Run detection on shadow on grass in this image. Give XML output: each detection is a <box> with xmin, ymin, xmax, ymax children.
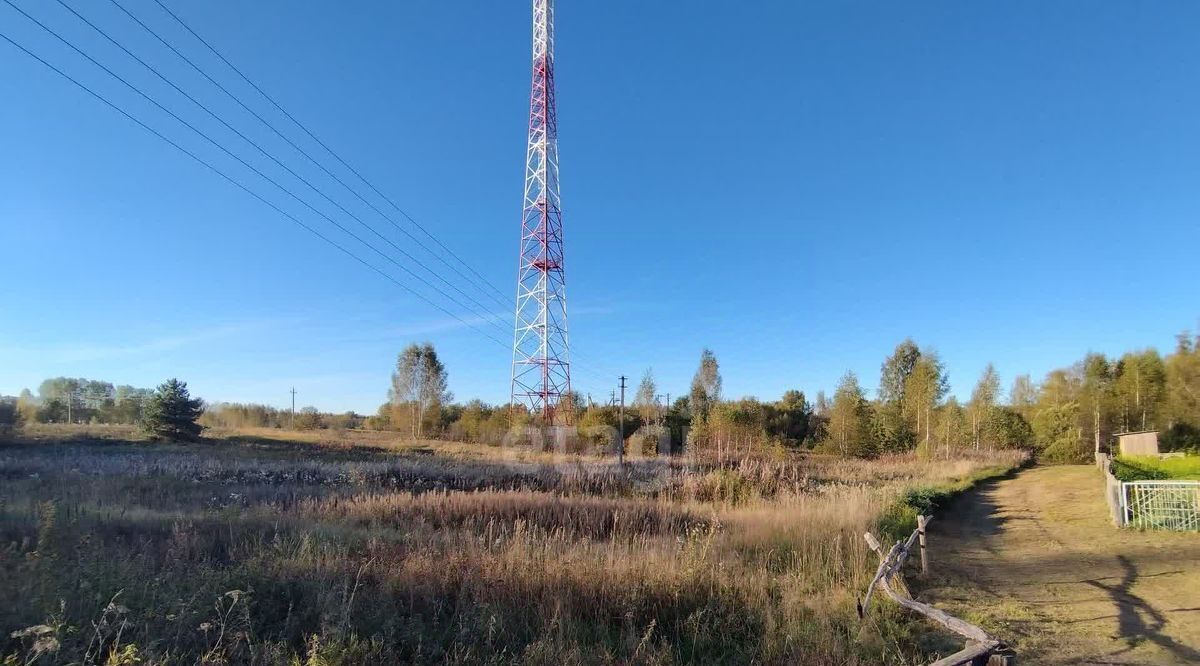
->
<box><xmin>924</xmin><ymin>473</ymin><xmax>1017</xmax><ymax>541</ymax></box>
<box><xmin>1083</xmin><ymin>555</ymin><xmax>1200</xmax><ymax>663</ymax></box>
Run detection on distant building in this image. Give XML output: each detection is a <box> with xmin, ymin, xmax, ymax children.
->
<box><xmin>1116</xmin><ymin>430</ymin><xmax>1159</xmax><ymax>456</ymax></box>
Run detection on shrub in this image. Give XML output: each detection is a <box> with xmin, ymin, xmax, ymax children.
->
<box><xmin>295</xmin><ymin>407</ymin><xmax>324</xmax><ymax>431</ymax></box>
<box><xmin>1113</xmin><ymin>455</ymin><xmax>1200</xmax><ymax>481</ymax></box>
<box><xmin>1111</xmin><ymin>457</ymin><xmax>1168</xmax><ymax>482</ymax></box>
<box><xmin>1040</xmin><ymin>435</ymin><xmax>1088</xmax><ymax>464</ymax></box>
<box><xmin>0</xmin><ymin>397</ymin><xmax>21</xmax><ymax>438</ymax></box>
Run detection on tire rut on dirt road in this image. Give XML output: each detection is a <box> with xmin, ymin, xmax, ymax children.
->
<box><xmin>916</xmin><ymin>465</ymin><xmax>1200</xmax><ymax>665</ymax></box>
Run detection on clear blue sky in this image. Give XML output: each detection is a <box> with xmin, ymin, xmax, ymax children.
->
<box><xmin>2</xmin><ymin>0</ymin><xmax>1198</xmax><ymax>413</ymax></box>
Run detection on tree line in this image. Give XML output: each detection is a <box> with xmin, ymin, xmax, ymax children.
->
<box><xmin>4</xmin><ymin>331</ymin><xmax>1197</xmax><ymax>458</ymax></box>
<box><xmin>0</xmin><ymin>376</ymin><xmax>364</xmax><ymax>433</ymax></box>
<box><xmin>0</xmin><ymin>378</ymin><xmax>155</xmax><ymax>426</ymax></box>
<box><xmin>813</xmin><ymin>332</ymin><xmax>1200</xmax><ymax>460</ymax></box>
<box><xmin>381</xmin><ymin>330</ymin><xmax>1200</xmax><ymax>461</ymax></box>
<box><xmin>0</xmin><ymin>378</ymin><xmax>203</xmax><ymax>442</ymax></box>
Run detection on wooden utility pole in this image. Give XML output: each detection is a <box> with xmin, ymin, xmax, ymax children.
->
<box><xmin>618</xmin><ymin>375</ymin><xmax>627</xmax><ymax>465</ymax></box>
<box><xmin>290</xmin><ymin>387</ymin><xmax>297</xmax><ymax>430</ymax></box>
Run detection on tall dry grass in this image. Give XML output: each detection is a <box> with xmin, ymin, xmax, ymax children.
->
<box><xmin>0</xmin><ymin>430</ymin><xmax>1024</xmax><ymax>664</ymax></box>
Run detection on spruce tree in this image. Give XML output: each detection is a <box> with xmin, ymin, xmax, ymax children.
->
<box><xmin>141</xmin><ymin>378</ymin><xmax>204</xmax><ymax>441</ymax></box>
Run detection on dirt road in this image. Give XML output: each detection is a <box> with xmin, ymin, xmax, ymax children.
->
<box><xmin>919</xmin><ymin>465</ymin><xmax>1200</xmax><ymax>665</ymax></box>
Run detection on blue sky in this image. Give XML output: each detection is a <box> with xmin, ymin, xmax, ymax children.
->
<box><xmin>1</xmin><ymin>0</ymin><xmax>1198</xmax><ymax>413</ymax></box>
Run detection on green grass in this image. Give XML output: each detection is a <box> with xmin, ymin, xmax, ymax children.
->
<box><xmin>876</xmin><ymin>461</ymin><xmax>1026</xmax><ymax>541</ymax></box>
<box><xmin>1112</xmin><ymin>455</ymin><xmax>1200</xmax><ymax>482</ymax></box>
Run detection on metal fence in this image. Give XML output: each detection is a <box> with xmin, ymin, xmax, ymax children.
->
<box><xmin>1122</xmin><ymin>480</ymin><xmax>1200</xmax><ymax>531</ymax></box>
<box><xmin>1096</xmin><ymin>453</ymin><xmax>1200</xmax><ymax>531</ymax></box>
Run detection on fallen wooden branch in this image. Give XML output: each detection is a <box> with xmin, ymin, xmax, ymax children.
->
<box><xmin>860</xmin><ymin>517</ymin><xmax>1014</xmax><ymax>665</ymax></box>
<box><xmin>928</xmin><ymin>641</ymin><xmax>1001</xmax><ymax>666</ymax></box>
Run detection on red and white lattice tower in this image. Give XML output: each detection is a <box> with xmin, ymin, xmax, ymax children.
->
<box><xmin>511</xmin><ymin>0</ymin><xmax>570</xmax><ymax>420</ymax></box>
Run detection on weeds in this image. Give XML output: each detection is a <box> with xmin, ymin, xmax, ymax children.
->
<box><xmin>0</xmin><ymin>430</ymin><xmax>1023</xmax><ymax>664</ymax></box>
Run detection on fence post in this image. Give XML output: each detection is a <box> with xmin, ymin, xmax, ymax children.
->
<box><xmin>917</xmin><ymin>515</ymin><xmax>929</xmax><ymax>575</ymax></box>
<box><xmin>1121</xmin><ymin>482</ymin><xmax>1130</xmax><ymax>527</ymax></box>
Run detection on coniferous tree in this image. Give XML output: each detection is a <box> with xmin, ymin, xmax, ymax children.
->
<box><xmin>141</xmin><ymin>378</ymin><xmax>204</xmax><ymax>441</ymax></box>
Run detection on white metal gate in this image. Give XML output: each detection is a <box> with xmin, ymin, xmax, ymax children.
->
<box><xmin>1121</xmin><ymin>480</ymin><xmax>1200</xmax><ymax>531</ymax></box>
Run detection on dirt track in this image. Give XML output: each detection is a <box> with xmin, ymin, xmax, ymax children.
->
<box><xmin>919</xmin><ymin>465</ymin><xmax>1200</xmax><ymax>665</ymax></box>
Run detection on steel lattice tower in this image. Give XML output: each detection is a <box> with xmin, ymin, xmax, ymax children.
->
<box><xmin>511</xmin><ymin>0</ymin><xmax>570</xmax><ymax>420</ymax></box>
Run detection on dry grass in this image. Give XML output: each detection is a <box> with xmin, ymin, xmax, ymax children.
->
<box><xmin>0</xmin><ymin>427</ymin><xmax>1025</xmax><ymax>664</ymax></box>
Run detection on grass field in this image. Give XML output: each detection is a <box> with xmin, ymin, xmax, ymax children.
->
<box><xmin>0</xmin><ymin>426</ymin><xmax>1024</xmax><ymax>664</ymax></box>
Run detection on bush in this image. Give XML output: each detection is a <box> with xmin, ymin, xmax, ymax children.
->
<box><xmin>980</xmin><ymin>407</ymin><xmax>1034</xmax><ymax>449</ymax></box>
<box><xmin>693</xmin><ymin>469</ymin><xmax>755</xmax><ymax>505</ymax></box>
<box><xmin>1111</xmin><ymin>457</ymin><xmax>1168</xmax><ymax>482</ymax></box>
<box><xmin>0</xmin><ymin>397</ymin><xmax>21</xmax><ymax>438</ymax></box>
<box><xmin>1039</xmin><ymin>435</ymin><xmax>1088</xmax><ymax>464</ymax></box>
<box><xmin>1113</xmin><ymin>455</ymin><xmax>1200</xmax><ymax>481</ymax></box>
<box><xmin>295</xmin><ymin>407</ymin><xmax>324</xmax><ymax>431</ymax></box>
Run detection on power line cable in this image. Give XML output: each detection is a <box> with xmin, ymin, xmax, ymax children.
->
<box><xmin>54</xmin><ymin>0</ymin><xmax>509</xmax><ymax>330</ymax></box>
<box><xmin>141</xmin><ymin>0</ymin><xmax>513</xmax><ymax>309</ymax></box>
<box><xmin>5</xmin><ymin>3</ymin><xmax>615</xmax><ymax>390</ymax></box>
<box><xmin>111</xmin><ymin>0</ymin><xmax>510</xmax><ymax>313</ymax></box>
<box><xmin>0</xmin><ymin>26</ymin><xmax>511</xmax><ymax>350</ymax></box>
<box><xmin>136</xmin><ymin>0</ymin><xmax>628</xmax><ymax>386</ymax></box>
<box><xmin>4</xmin><ymin>0</ymin><xmax>510</xmax><ymax>340</ymax></box>
<box><xmin>136</xmin><ymin>1</ymin><xmax>630</xmax><ymax>386</ymax></box>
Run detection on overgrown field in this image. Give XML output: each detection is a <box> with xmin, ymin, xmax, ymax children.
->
<box><xmin>0</xmin><ymin>426</ymin><xmax>1025</xmax><ymax>664</ymax></box>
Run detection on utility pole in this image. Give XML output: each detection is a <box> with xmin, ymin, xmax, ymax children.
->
<box><xmin>290</xmin><ymin>387</ymin><xmax>297</xmax><ymax>430</ymax></box>
<box><xmin>655</xmin><ymin>393</ymin><xmax>671</xmax><ymax>425</ymax></box>
<box><xmin>618</xmin><ymin>375</ymin><xmax>627</xmax><ymax>465</ymax></box>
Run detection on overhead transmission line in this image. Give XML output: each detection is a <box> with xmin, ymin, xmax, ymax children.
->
<box><xmin>3</xmin><ymin>1</ymin><xmax>621</xmax><ymax>387</ymax></box>
<box><xmin>125</xmin><ymin>0</ymin><xmax>625</xmax><ymax>386</ymax></box>
<box><xmin>3</xmin><ymin>0</ymin><xmax>511</xmax><ymax>341</ymax></box>
<box><xmin>136</xmin><ymin>0</ymin><xmax>512</xmax><ymax>311</ymax></box>
<box><xmin>0</xmin><ymin>28</ymin><xmax>511</xmax><ymax>350</ymax></box>
<box><xmin>50</xmin><ymin>0</ymin><xmax>508</xmax><ymax>330</ymax></box>
<box><xmin>115</xmin><ymin>0</ymin><xmax>626</xmax><ymax>386</ymax></box>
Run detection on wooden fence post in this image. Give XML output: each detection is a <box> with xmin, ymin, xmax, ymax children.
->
<box><xmin>918</xmin><ymin>515</ymin><xmax>929</xmax><ymax>576</ymax></box>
